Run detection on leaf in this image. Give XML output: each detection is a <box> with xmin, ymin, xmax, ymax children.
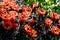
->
<box><xmin>45</xmin><ymin>0</ymin><xmax>49</xmax><ymax>2</ymax></box>
<box><xmin>47</xmin><ymin>13</ymin><xmax>50</xmax><ymax>17</ymax></box>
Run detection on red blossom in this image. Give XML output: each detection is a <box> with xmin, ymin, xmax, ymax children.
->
<box><xmin>51</xmin><ymin>26</ymin><xmax>60</xmax><ymax>35</ymax></box>
<box><xmin>45</xmin><ymin>18</ymin><xmax>53</xmax><ymax>27</ymax></box>
<box><xmin>50</xmin><ymin>12</ymin><xmax>59</xmax><ymax>20</ymax></box>
<box><xmin>38</xmin><ymin>8</ymin><xmax>46</xmax><ymax>16</ymax></box>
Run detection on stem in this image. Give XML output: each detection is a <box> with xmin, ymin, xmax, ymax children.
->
<box><xmin>55</xmin><ymin>36</ymin><xmax>57</xmax><ymax>40</ymax></box>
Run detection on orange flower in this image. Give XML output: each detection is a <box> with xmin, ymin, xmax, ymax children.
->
<box><xmin>5</xmin><ymin>5</ymin><xmax>11</xmax><ymax>11</ymax></box>
<box><xmin>26</xmin><ymin>7</ymin><xmax>32</xmax><ymax>13</ymax></box>
<box><xmin>19</xmin><ymin>11</ymin><xmax>31</xmax><ymax>22</ymax></box>
<box><xmin>3</xmin><ymin>0</ymin><xmax>13</xmax><ymax>2</ymax></box>
<box><xmin>10</xmin><ymin>16</ymin><xmax>16</xmax><ymax>22</ymax></box>
<box><xmin>22</xmin><ymin>6</ymin><xmax>29</xmax><ymax>11</ymax></box>
<box><xmin>24</xmin><ymin>24</ymin><xmax>37</xmax><ymax>38</ymax></box>
<box><xmin>30</xmin><ymin>29</ymin><xmax>37</xmax><ymax>38</ymax></box>
<box><xmin>1</xmin><ymin>2</ymin><xmax>8</xmax><ymax>8</ymax></box>
<box><xmin>9</xmin><ymin>11</ymin><xmax>18</xmax><ymax>21</ymax></box>
<box><xmin>22</xmin><ymin>11</ymin><xmax>31</xmax><ymax>17</ymax></box>
<box><xmin>50</xmin><ymin>12</ymin><xmax>59</xmax><ymax>20</ymax></box>
<box><xmin>32</xmin><ymin>4</ymin><xmax>38</xmax><ymax>9</ymax></box>
<box><xmin>38</xmin><ymin>8</ymin><xmax>46</xmax><ymax>16</ymax></box>
<box><xmin>51</xmin><ymin>26</ymin><xmax>60</xmax><ymax>35</ymax></box>
<box><xmin>13</xmin><ymin>23</ymin><xmax>18</xmax><ymax>29</ymax></box>
<box><xmin>12</xmin><ymin>4</ymin><xmax>21</xmax><ymax>11</ymax></box>
<box><xmin>9</xmin><ymin>11</ymin><xmax>18</xmax><ymax>16</ymax></box>
<box><xmin>29</xmin><ymin>19</ymin><xmax>36</xmax><ymax>25</ymax></box>
<box><xmin>24</xmin><ymin>24</ymin><xmax>32</xmax><ymax>33</ymax></box>
<box><xmin>19</xmin><ymin>14</ymin><xmax>29</xmax><ymax>22</ymax></box>
<box><xmin>9</xmin><ymin>1</ymin><xmax>16</xmax><ymax>6</ymax></box>
<box><xmin>45</xmin><ymin>18</ymin><xmax>53</xmax><ymax>27</ymax></box>
<box><xmin>2</xmin><ymin>21</ymin><xmax>13</xmax><ymax>30</ymax></box>
<box><xmin>22</xmin><ymin>6</ymin><xmax>32</xmax><ymax>13</ymax></box>
<box><xmin>1</xmin><ymin>13</ymin><xmax>12</xmax><ymax>21</ymax></box>
<box><xmin>0</xmin><ymin>8</ymin><xmax>4</xmax><ymax>14</ymax></box>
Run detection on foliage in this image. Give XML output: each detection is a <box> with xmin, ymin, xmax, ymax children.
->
<box><xmin>23</xmin><ymin>0</ymin><xmax>60</xmax><ymax>14</ymax></box>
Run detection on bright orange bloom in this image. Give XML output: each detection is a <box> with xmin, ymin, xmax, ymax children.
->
<box><xmin>30</xmin><ymin>29</ymin><xmax>37</xmax><ymax>38</ymax></box>
<box><xmin>45</xmin><ymin>18</ymin><xmax>53</xmax><ymax>27</ymax></box>
<box><xmin>1</xmin><ymin>13</ymin><xmax>12</xmax><ymax>21</ymax></box>
<box><xmin>50</xmin><ymin>12</ymin><xmax>59</xmax><ymax>20</ymax></box>
<box><xmin>38</xmin><ymin>8</ymin><xmax>46</xmax><ymax>16</ymax></box>
<box><xmin>51</xmin><ymin>26</ymin><xmax>60</xmax><ymax>35</ymax></box>
<box><xmin>2</xmin><ymin>21</ymin><xmax>13</xmax><ymax>30</ymax></box>
<box><xmin>32</xmin><ymin>4</ymin><xmax>38</xmax><ymax>9</ymax></box>
<box><xmin>24</xmin><ymin>24</ymin><xmax>32</xmax><ymax>33</ymax></box>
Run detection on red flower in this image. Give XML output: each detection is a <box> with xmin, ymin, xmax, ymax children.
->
<box><xmin>1</xmin><ymin>13</ymin><xmax>12</xmax><ymax>21</ymax></box>
<box><xmin>12</xmin><ymin>4</ymin><xmax>21</xmax><ymax>11</ymax></box>
<box><xmin>45</xmin><ymin>18</ymin><xmax>53</xmax><ymax>27</ymax></box>
<box><xmin>22</xmin><ymin>11</ymin><xmax>31</xmax><ymax>17</ymax></box>
<box><xmin>19</xmin><ymin>14</ymin><xmax>29</xmax><ymax>22</ymax></box>
<box><xmin>1</xmin><ymin>2</ymin><xmax>8</xmax><ymax>8</ymax></box>
<box><xmin>24</xmin><ymin>24</ymin><xmax>32</xmax><ymax>33</ymax></box>
<box><xmin>5</xmin><ymin>5</ymin><xmax>11</xmax><ymax>11</ymax></box>
<box><xmin>26</xmin><ymin>7</ymin><xmax>32</xmax><ymax>13</ymax></box>
<box><xmin>32</xmin><ymin>4</ymin><xmax>38</xmax><ymax>9</ymax></box>
<box><xmin>9</xmin><ymin>1</ymin><xmax>16</xmax><ymax>6</ymax></box>
<box><xmin>50</xmin><ymin>12</ymin><xmax>59</xmax><ymax>20</ymax></box>
<box><xmin>24</xmin><ymin>24</ymin><xmax>37</xmax><ymax>38</ymax></box>
<box><xmin>51</xmin><ymin>26</ymin><xmax>60</xmax><ymax>35</ymax></box>
<box><xmin>9</xmin><ymin>1</ymin><xmax>20</xmax><ymax>11</ymax></box>
<box><xmin>13</xmin><ymin>23</ymin><xmax>18</xmax><ymax>29</ymax></box>
<box><xmin>2</xmin><ymin>21</ymin><xmax>13</xmax><ymax>30</ymax></box>
<box><xmin>38</xmin><ymin>8</ymin><xmax>46</xmax><ymax>16</ymax></box>
<box><xmin>9</xmin><ymin>11</ymin><xmax>18</xmax><ymax>21</ymax></box>
<box><xmin>29</xmin><ymin>19</ymin><xmax>36</xmax><ymax>25</ymax></box>
<box><xmin>30</xmin><ymin>29</ymin><xmax>37</xmax><ymax>38</ymax></box>
<box><xmin>19</xmin><ymin>11</ymin><xmax>31</xmax><ymax>22</ymax></box>
<box><xmin>10</xmin><ymin>16</ymin><xmax>16</xmax><ymax>22</ymax></box>
<box><xmin>0</xmin><ymin>8</ymin><xmax>4</xmax><ymax>14</ymax></box>
<box><xmin>9</xmin><ymin>11</ymin><xmax>18</xmax><ymax>16</ymax></box>
<box><xmin>22</xmin><ymin>6</ymin><xmax>32</xmax><ymax>13</ymax></box>
<box><xmin>3</xmin><ymin>0</ymin><xmax>13</xmax><ymax>2</ymax></box>
<box><xmin>22</xmin><ymin>6</ymin><xmax>29</xmax><ymax>11</ymax></box>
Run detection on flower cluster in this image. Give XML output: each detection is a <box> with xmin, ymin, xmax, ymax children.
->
<box><xmin>0</xmin><ymin>0</ymin><xmax>20</xmax><ymax>30</ymax></box>
<box><xmin>24</xmin><ymin>24</ymin><xmax>37</xmax><ymax>38</ymax></box>
<box><xmin>0</xmin><ymin>0</ymin><xmax>60</xmax><ymax>38</ymax></box>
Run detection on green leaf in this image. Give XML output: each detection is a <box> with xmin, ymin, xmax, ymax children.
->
<box><xmin>34</xmin><ymin>0</ymin><xmax>37</xmax><ymax>3</ymax></box>
<box><xmin>47</xmin><ymin>13</ymin><xmax>50</xmax><ymax>17</ymax></box>
<box><xmin>45</xmin><ymin>0</ymin><xmax>49</xmax><ymax>2</ymax></box>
